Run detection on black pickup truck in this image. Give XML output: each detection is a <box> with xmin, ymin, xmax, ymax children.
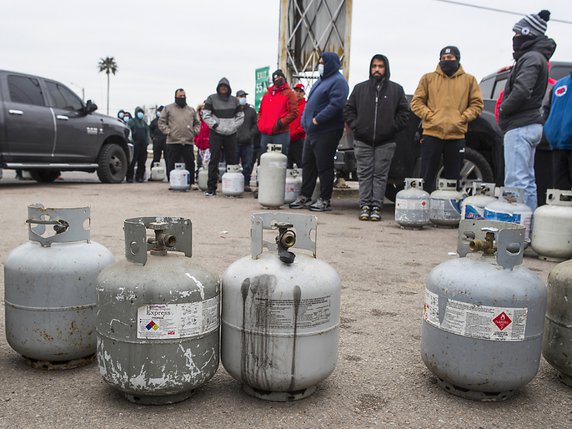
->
<box><xmin>0</xmin><ymin>70</ymin><xmax>133</xmax><ymax>183</ymax></box>
<box><xmin>335</xmin><ymin>60</ymin><xmax>572</xmax><ymax>203</ymax></box>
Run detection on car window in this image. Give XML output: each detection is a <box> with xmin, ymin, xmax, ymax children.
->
<box><xmin>479</xmin><ymin>77</ymin><xmax>495</xmax><ymax>99</ymax></box>
<box><xmin>45</xmin><ymin>81</ymin><xmax>83</xmax><ymax>111</ymax></box>
<box><xmin>7</xmin><ymin>75</ymin><xmax>45</xmax><ymax>106</ymax></box>
<box><xmin>492</xmin><ymin>78</ymin><xmax>507</xmax><ymax>100</ymax></box>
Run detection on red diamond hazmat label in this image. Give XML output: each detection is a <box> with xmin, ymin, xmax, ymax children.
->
<box><xmin>492</xmin><ymin>311</ymin><xmax>512</xmax><ymax>331</ymax></box>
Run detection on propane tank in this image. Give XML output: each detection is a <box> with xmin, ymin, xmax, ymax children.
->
<box><xmin>197</xmin><ymin>165</ymin><xmax>209</xmax><ymax>191</ymax></box>
<box><xmin>543</xmin><ymin>259</ymin><xmax>572</xmax><ymax>386</ymax></box>
<box><xmin>169</xmin><ymin>163</ymin><xmax>190</xmax><ymax>191</ymax></box>
<box><xmin>284</xmin><ymin>168</ymin><xmax>302</xmax><ymax>204</ymax></box>
<box><xmin>429</xmin><ymin>179</ymin><xmax>465</xmax><ymax>227</ymax></box>
<box><xmin>422</xmin><ymin>220</ymin><xmax>546</xmax><ymax>401</ymax></box>
<box><xmin>221</xmin><ymin>213</ymin><xmax>341</xmax><ymax>401</ymax></box>
<box><xmin>96</xmin><ymin>217</ymin><xmax>220</xmax><ymax>405</ymax></box>
<box><xmin>218</xmin><ymin>162</ymin><xmax>226</xmax><ymax>182</ymax></box>
<box><xmin>461</xmin><ymin>182</ymin><xmax>496</xmax><ymax>220</ymax></box>
<box><xmin>531</xmin><ymin>189</ymin><xmax>572</xmax><ymax>261</ymax></box>
<box><xmin>395</xmin><ymin>178</ymin><xmax>430</xmax><ymax>228</ymax></box>
<box><xmin>149</xmin><ymin>162</ymin><xmax>166</xmax><ymax>182</ymax></box>
<box><xmin>484</xmin><ymin>187</ymin><xmax>532</xmax><ymax>242</ymax></box>
<box><xmin>258</xmin><ymin>144</ymin><xmax>287</xmax><ymax>208</ymax></box>
<box><xmin>222</xmin><ymin>164</ymin><xmax>244</xmax><ymax>197</ymax></box>
<box><xmin>4</xmin><ymin>204</ymin><xmax>114</xmax><ymax>369</ymax></box>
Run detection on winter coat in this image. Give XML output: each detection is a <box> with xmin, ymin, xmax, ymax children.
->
<box><xmin>202</xmin><ymin>78</ymin><xmax>244</xmax><ymax>136</ymax></box>
<box><xmin>290</xmin><ymin>97</ymin><xmax>306</xmax><ymax>142</ymax></box>
<box><xmin>343</xmin><ymin>54</ymin><xmax>409</xmax><ymax>146</ymax></box>
<box><xmin>301</xmin><ymin>52</ymin><xmax>349</xmax><ymax>135</ymax></box>
<box><xmin>544</xmin><ymin>72</ymin><xmax>572</xmax><ymax>150</ymax></box>
<box><xmin>158</xmin><ymin>103</ymin><xmax>200</xmax><ymax>145</ymax></box>
<box><xmin>194</xmin><ymin>118</ymin><xmax>210</xmax><ymax>150</ymax></box>
<box><xmin>237</xmin><ymin>104</ymin><xmax>258</xmax><ymax>145</ymax></box>
<box><xmin>411</xmin><ymin>64</ymin><xmax>483</xmax><ymax>140</ymax></box>
<box><xmin>498</xmin><ymin>36</ymin><xmax>557</xmax><ymax>133</ymax></box>
<box><xmin>257</xmin><ymin>83</ymin><xmax>298</xmax><ymax>135</ymax></box>
<box><xmin>129</xmin><ymin>107</ymin><xmax>150</xmax><ymax>144</ymax></box>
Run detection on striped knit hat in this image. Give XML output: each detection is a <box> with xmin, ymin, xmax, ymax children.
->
<box><xmin>513</xmin><ymin>10</ymin><xmax>551</xmax><ymax>37</ymax></box>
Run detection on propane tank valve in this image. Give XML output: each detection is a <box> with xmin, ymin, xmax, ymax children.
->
<box><xmin>275</xmin><ymin>222</ymin><xmax>296</xmax><ymax>264</ymax></box>
<box><xmin>147</xmin><ymin>221</ymin><xmax>177</xmax><ymax>256</ymax></box>
<box><xmin>470</xmin><ymin>231</ymin><xmax>496</xmax><ymax>255</ymax></box>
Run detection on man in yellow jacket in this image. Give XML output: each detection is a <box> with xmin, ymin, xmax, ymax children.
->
<box><xmin>411</xmin><ymin>46</ymin><xmax>483</xmax><ymax>192</ymax></box>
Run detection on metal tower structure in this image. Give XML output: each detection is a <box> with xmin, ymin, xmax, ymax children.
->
<box><xmin>278</xmin><ymin>0</ymin><xmax>352</xmax><ymax>89</ymax></box>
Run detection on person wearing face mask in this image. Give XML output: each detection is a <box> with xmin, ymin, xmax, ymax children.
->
<box><xmin>498</xmin><ymin>10</ymin><xmax>557</xmax><ymax>211</ymax></box>
<box><xmin>117</xmin><ymin>109</ymin><xmax>127</xmax><ymax>124</ymax></box>
<box><xmin>126</xmin><ymin>106</ymin><xmax>150</xmax><ymax>183</ymax></box>
<box><xmin>343</xmin><ymin>54</ymin><xmax>410</xmax><ymax>221</ymax></box>
<box><xmin>411</xmin><ymin>46</ymin><xmax>483</xmax><ymax>193</ymax></box>
<box><xmin>288</xmin><ymin>83</ymin><xmax>307</xmax><ymax>169</ymax></box>
<box><xmin>289</xmin><ymin>52</ymin><xmax>349</xmax><ymax>212</ymax></box>
<box><xmin>149</xmin><ymin>105</ymin><xmax>167</xmax><ymax>170</ymax></box>
<box><xmin>257</xmin><ymin>70</ymin><xmax>298</xmax><ymax>157</ymax></box>
<box><xmin>235</xmin><ymin>90</ymin><xmax>258</xmax><ymax>191</ymax></box>
<box><xmin>159</xmin><ymin>88</ymin><xmax>201</xmax><ymax>184</ymax></box>
<box><xmin>201</xmin><ymin>78</ymin><xmax>244</xmax><ymax>196</ymax></box>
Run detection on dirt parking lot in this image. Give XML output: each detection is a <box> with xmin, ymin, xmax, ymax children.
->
<box><xmin>0</xmin><ymin>172</ymin><xmax>570</xmax><ymax>429</ymax></box>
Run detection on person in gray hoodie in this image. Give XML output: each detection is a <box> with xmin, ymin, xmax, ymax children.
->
<box><xmin>201</xmin><ymin>78</ymin><xmax>244</xmax><ymax>196</ymax></box>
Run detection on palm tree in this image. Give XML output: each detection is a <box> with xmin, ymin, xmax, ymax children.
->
<box><xmin>98</xmin><ymin>57</ymin><xmax>118</xmax><ymax>115</ymax></box>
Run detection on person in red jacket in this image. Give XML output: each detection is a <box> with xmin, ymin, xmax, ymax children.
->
<box><xmin>288</xmin><ymin>83</ymin><xmax>306</xmax><ymax>168</ymax></box>
<box><xmin>257</xmin><ymin>69</ymin><xmax>298</xmax><ymax>156</ymax></box>
<box><xmin>195</xmin><ymin>104</ymin><xmax>211</xmax><ymax>181</ymax></box>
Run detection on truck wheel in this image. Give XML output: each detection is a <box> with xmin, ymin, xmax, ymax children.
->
<box><xmin>437</xmin><ymin>147</ymin><xmax>494</xmax><ymax>194</ymax></box>
<box><xmin>30</xmin><ymin>169</ymin><xmax>61</xmax><ymax>183</ymax></box>
<box><xmin>97</xmin><ymin>144</ymin><xmax>128</xmax><ymax>183</ymax></box>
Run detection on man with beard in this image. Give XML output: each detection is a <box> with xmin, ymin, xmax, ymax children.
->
<box><xmin>498</xmin><ymin>10</ymin><xmax>557</xmax><ymax>211</ymax></box>
<box><xmin>411</xmin><ymin>46</ymin><xmax>483</xmax><ymax>193</ymax></box>
<box><xmin>344</xmin><ymin>54</ymin><xmax>409</xmax><ymax>221</ymax></box>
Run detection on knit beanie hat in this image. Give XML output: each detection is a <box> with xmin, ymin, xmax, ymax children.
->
<box><xmin>272</xmin><ymin>69</ymin><xmax>286</xmax><ymax>82</ymax></box>
<box><xmin>513</xmin><ymin>10</ymin><xmax>550</xmax><ymax>37</ymax></box>
<box><xmin>439</xmin><ymin>46</ymin><xmax>461</xmax><ymax>61</ymax></box>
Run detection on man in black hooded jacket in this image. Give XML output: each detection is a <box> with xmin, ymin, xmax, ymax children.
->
<box><xmin>344</xmin><ymin>54</ymin><xmax>409</xmax><ymax>221</ymax></box>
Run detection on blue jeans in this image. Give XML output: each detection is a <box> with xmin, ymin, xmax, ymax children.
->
<box><xmin>236</xmin><ymin>144</ymin><xmax>253</xmax><ymax>186</ymax></box>
<box><xmin>504</xmin><ymin>124</ymin><xmax>543</xmax><ymax>211</ymax></box>
<box><xmin>261</xmin><ymin>132</ymin><xmax>289</xmax><ymax>156</ymax></box>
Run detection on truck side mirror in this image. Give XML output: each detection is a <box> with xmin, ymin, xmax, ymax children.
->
<box><xmin>85</xmin><ymin>100</ymin><xmax>98</xmax><ymax>114</ymax></box>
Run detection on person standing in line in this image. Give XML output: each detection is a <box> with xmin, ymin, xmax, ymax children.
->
<box><xmin>126</xmin><ymin>106</ymin><xmax>150</xmax><ymax>183</ymax></box>
<box><xmin>195</xmin><ymin>104</ymin><xmax>211</xmax><ymax>180</ymax></box>
<box><xmin>257</xmin><ymin>69</ymin><xmax>298</xmax><ymax>157</ymax></box>
<box><xmin>117</xmin><ymin>109</ymin><xmax>128</xmax><ymax>124</ymax></box>
<box><xmin>149</xmin><ymin>105</ymin><xmax>167</xmax><ymax>169</ymax></box>
<box><xmin>201</xmin><ymin>77</ymin><xmax>244</xmax><ymax>196</ymax></box>
<box><xmin>411</xmin><ymin>46</ymin><xmax>483</xmax><ymax>193</ymax></box>
<box><xmin>344</xmin><ymin>54</ymin><xmax>410</xmax><ymax>221</ymax></box>
<box><xmin>498</xmin><ymin>10</ymin><xmax>556</xmax><ymax>210</ymax></box>
<box><xmin>288</xmin><ymin>83</ymin><xmax>306</xmax><ymax>169</ymax></box>
<box><xmin>289</xmin><ymin>52</ymin><xmax>349</xmax><ymax>212</ymax></box>
<box><xmin>544</xmin><ymin>71</ymin><xmax>572</xmax><ymax>189</ymax></box>
<box><xmin>158</xmin><ymin>88</ymin><xmax>201</xmax><ymax>184</ymax></box>
<box><xmin>235</xmin><ymin>90</ymin><xmax>258</xmax><ymax>191</ymax></box>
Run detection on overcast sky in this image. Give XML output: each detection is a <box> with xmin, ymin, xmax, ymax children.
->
<box><xmin>1</xmin><ymin>0</ymin><xmax>570</xmax><ymax>116</ymax></box>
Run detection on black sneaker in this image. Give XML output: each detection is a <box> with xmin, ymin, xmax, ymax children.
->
<box><xmin>289</xmin><ymin>195</ymin><xmax>312</xmax><ymax>209</ymax></box>
<box><xmin>309</xmin><ymin>198</ymin><xmax>331</xmax><ymax>212</ymax></box>
<box><xmin>244</xmin><ymin>185</ymin><xmax>252</xmax><ymax>192</ymax></box>
<box><xmin>359</xmin><ymin>205</ymin><xmax>371</xmax><ymax>221</ymax></box>
<box><xmin>204</xmin><ymin>190</ymin><xmax>217</xmax><ymax>197</ymax></box>
<box><xmin>370</xmin><ymin>206</ymin><xmax>382</xmax><ymax>221</ymax></box>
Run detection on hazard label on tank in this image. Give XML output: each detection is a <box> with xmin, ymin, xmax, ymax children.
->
<box><xmin>492</xmin><ymin>311</ymin><xmax>512</xmax><ymax>330</ymax></box>
<box><xmin>137</xmin><ymin>296</ymin><xmax>219</xmax><ymax>339</ymax></box>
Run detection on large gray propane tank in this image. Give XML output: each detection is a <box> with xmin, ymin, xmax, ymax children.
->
<box><xmin>461</xmin><ymin>182</ymin><xmax>496</xmax><ymax>220</ymax></box>
<box><xmin>429</xmin><ymin>179</ymin><xmax>466</xmax><ymax>227</ymax></box>
<box><xmin>421</xmin><ymin>220</ymin><xmax>546</xmax><ymax>401</ymax></box>
<box><xmin>543</xmin><ymin>258</ymin><xmax>572</xmax><ymax>386</ymax></box>
<box><xmin>221</xmin><ymin>213</ymin><xmax>341</xmax><ymax>401</ymax></box>
<box><xmin>96</xmin><ymin>217</ymin><xmax>219</xmax><ymax>404</ymax></box>
<box><xmin>258</xmin><ymin>144</ymin><xmax>287</xmax><ymax>208</ymax></box>
<box><xmin>531</xmin><ymin>189</ymin><xmax>572</xmax><ymax>261</ymax></box>
<box><xmin>4</xmin><ymin>204</ymin><xmax>114</xmax><ymax>369</ymax></box>
<box><xmin>394</xmin><ymin>178</ymin><xmax>430</xmax><ymax>228</ymax></box>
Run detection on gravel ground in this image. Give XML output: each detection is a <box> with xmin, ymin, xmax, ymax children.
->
<box><xmin>0</xmin><ymin>172</ymin><xmax>570</xmax><ymax>429</ymax></box>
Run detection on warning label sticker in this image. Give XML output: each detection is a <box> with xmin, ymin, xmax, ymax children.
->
<box><xmin>423</xmin><ymin>291</ymin><xmax>527</xmax><ymax>341</ymax></box>
<box><xmin>396</xmin><ymin>198</ymin><xmax>429</xmax><ymax>210</ymax></box>
<box><xmin>251</xmin><ymin>296</ymin><xmax>332</xmax><ymax>331</ymax></box>
<box><xmin>137</xmin><ymin>296</ymin><xmax>219</xmax><ymax>339</ymax></box>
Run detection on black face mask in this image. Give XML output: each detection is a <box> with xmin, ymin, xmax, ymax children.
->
<box><xmin>273</xmin><ymin>78</ymin><xmax>285</xmax><ymax>87</ymax></box>
<box><xmin>439</xmin><ymin>60</ymin><xmax>459</xmax><ymax>77</ymax></box>
<box><xmin>175</xmin><ymin>97</ymin><xmax>187</xmax><ymax>107</ymax></box>
<box><xmin>512</xmin><ymin>35</ymin><xmax>535</xmax><ymax>53</ymax></box>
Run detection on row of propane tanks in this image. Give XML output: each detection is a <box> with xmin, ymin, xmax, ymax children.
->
<box><xmin>395</xmin><ymin>178</ymin><xmax>572</xmax><ymax>261</ymax></box>
<box><xmin>161</xmin><ymin>145</ymin><xmax>316</xmax><ymax>207</ymax></box>
<box><xmin>4</xmin><ymin>205</ymin><xmax>572</xmax><ymax>405</ymax></box>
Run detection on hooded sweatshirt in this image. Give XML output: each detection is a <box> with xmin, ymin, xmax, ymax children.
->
<box><xmin>202</xmin><ymin>78</ymin><xmax>244</xmax><ymax>136</ymax></box>
<box><xmin>129</xmin><ymin>106</ymin><xmax>150</xmax><ymax>144</ymax></box>
<box><xmin>301</xmin><ymin>52</ymin><xmax>349</xmax><ymax>135</ymax></box>
<box><xmin>343</xmin><ymin>54</ymin><xmax>410</xmax><ymax>145</ymax></box>
<box><xmin>498</xmin><ymin>35</ymin><xmax>557</xmax><ymax>132</ymax></box>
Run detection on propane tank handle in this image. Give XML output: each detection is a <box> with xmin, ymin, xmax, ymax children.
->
<box><xmin>124</xmin><ymin>217</ymin><xmax>192</xmax><ymax>265</ymax></box>
<box><xmin>27</xmin><ymin>204</ymin><xmax>90</xmax><ymax>247</ymax></box>
<box><xmin>250</xmin><ymin>213</ymin><xmax>317</xmax><ymax>260</ymax></box>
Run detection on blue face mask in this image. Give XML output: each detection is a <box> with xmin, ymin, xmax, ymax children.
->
<box><xmin>239</xmin><ymin>98</ymin><xmax>247</xmax><ymax>106</ymax></box>
<box><xmin>318</xmin><ymin>64</ymin><xmax>324</xmax><ymax>77</ymax></box>
<box><xmin>136</xmin><ymin>112</ymin><xmax>144</xmax><ymax>120</ymax></box>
